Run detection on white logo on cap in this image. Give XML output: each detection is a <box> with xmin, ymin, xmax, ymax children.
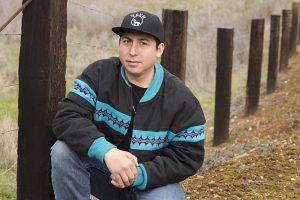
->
<box><xmin>130</xmin><ymin>13</ymin><xmax>146</xmax><ymax>27</ymax></box>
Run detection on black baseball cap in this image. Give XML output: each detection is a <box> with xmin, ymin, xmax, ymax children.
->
<box><xmin>112</xmin><ymin>11</ymin><xmax>164</xmax><ymax>43</ymax></box>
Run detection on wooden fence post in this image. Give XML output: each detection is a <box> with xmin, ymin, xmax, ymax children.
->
<box><xmin>279</xmin><ymin>10</ymin><xmax>292</xmax><ymax>72</ymax></box>
<box><xmin>18</xmin><ymin>0</ymin><xmax>67</xmax><ymax>199</ymax></box>
<box><xmin>289</xmin><ymin>2</ymin><xmax>300</xmax><ymax>56</ymax></box>
<box><xmin>161</xmin><ymin>9</ymin><xmax>188</xmax><ymax>82</ymax></box>
<box><xmin>267</xmin><ymin>15</ymin><xmax>281</xmax><ymax>94</ymax></box>
<box><xmin>245</xmin><ymin>19</ymin><xmax>265</xmax><ymax>116</ymax></box>
<box><xmin>213</xmin><ymin>28</ymin><xmax>234</xmax><ymax>146</ymax></box>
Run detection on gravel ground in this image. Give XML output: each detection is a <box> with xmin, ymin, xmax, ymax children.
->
<box><xmin>182</xmin><ymin>52</ymin><xmax>300</xmax><ymax>200</ymax></box>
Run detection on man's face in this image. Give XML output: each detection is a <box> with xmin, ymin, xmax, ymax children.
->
<box><xmin>119</xmin><ymin>31</ymin><xmax>164</xmax><ymax>82</ymax></box>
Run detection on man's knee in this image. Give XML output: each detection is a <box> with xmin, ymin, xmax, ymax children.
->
<box><xmin>51</xmin><ymin>140</ymin><xmax>74</xmax><ymax>166</ymax></box>
<box><xmin>136</xmin><ymin>183</ymin><xmax>185</xmax><ymax>200</ymax></box>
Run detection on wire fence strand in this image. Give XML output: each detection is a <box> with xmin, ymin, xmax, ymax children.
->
<box><xmin>67</xmin><ymin>41</ymin><xmax>117</xmax><ymax>52</ymax></box>
<box><xmin>0</xmin><ymin>129</ymin><xmax>18</xmax><ymax>135</ymax></box>
<box><xmin>68</xmin><ymin>1</ymin><xmax>115</xmax><ymax>18</ymax></box>
<box><xmin>1</xmin><ymin>84</ymin><xmax>19</xmax><ymax>89</ymax></box>
<box><xmin>0</xmin><ymin>33</ymin><xmax>21</xmax><ymax>36</ymax></box>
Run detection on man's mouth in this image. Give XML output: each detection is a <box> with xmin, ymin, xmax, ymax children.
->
<box><xmin>126</xmin><ymin>60</ymin><xmax>141</xmax><ymax>64</ymax></box>
<box><xmin>126</xmin><ymin>60</ymin><xmax>142</xmax><ymax>67</ymax></box>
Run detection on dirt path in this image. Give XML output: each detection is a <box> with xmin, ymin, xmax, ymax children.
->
<box><xmin>182</xmin><ymin>53</ymin><xmax>300</xmax><ymax>200</ymax></box>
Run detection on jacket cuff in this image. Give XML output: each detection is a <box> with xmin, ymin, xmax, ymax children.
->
<box><xmin>88</xmin><ymin>137</ymin><xmax>116</xmax><ymax>163</ymax></box>
<box><xmin>132</xmin><ymin>164</ymin><xmax>147</xmax><ymax>190</ymax></box>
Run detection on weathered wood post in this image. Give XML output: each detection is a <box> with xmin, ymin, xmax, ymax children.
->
<box><xmin>161</xmin><ymin>9</ymin><xmax>188</xmax><ymax>82</ymax></box>
<box><xmin>289</xmin><ymin>2</ymin><xmax>300</xmax><ymax>56</ymax></box>
<box><xmin>245</xmin><ymin>19</ymin><xmax>265</xmax><ymax>116</ymax></box>
<box><xmin>18</xmin><ymin>0</ymin><xmax>67</xmax><ymax>199</ymax></box>
<box><xmin>279</xmin><ymin>10</ymin><xmax>292</xmax><ymax>72</ymax></box>
<box><xmin>213</xmin><ymin>28</ymin><xmax>234</xmax><ymax>146</ymax></box>
<box><xmin>267</xmin><ymin>15</ymin><xmax>280</xmax><ymax>93</ymax></box>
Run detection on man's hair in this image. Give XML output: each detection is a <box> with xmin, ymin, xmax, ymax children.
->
<box><xmin>119</xmin><ymin>31</ymin><xmax>162</xmax><ymax>49</ymax></box>
<box><xmin>154</xmin><ymin>38</ymin><xmax>161</xmax><ymax>49</ymax></box>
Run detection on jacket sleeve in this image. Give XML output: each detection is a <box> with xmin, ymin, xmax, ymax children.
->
<box><xmin>52</xmin><ymin>63</ymin><xmax>116</xmax><ymax>162</ymax></box>
<box><xmin>133</xmin><ymin>94</ymin><xmax>206</xmax><ymax>190</ymax></box>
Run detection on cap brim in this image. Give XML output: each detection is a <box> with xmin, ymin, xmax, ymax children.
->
<box><xmin>112</xmin><ymin>27</ymin><xmax>161</xmax><ymax>42</ymax></box>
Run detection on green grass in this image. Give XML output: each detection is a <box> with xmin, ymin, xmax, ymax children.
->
<box><xmin>196</xmin><ymin>67</ymin><xmax>248</xmax><ymax>120</ymax></box>
<box><xmin>0</xmin><ymin>92</ymin><xmax>18</xmax><ymax>123</ymax></box>
<box><xmin>0</xmin><ymin>166</ymin><xmax>17</xmax><ymax>200</ymax></box>
<box><xmin>0</xmin><ymin>90</ymin><xmax>18</xmax><ymax>199</ymax></box>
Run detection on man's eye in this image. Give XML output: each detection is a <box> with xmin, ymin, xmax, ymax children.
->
<box><xmin>123</xmin><ymin>39</ymin><xmax>130</xmax><ymax>43</ymax></box>
<box><xmin>141</xmin><ymin>41</ymin><xmax>148</xmax><ymax>46</ymax></box>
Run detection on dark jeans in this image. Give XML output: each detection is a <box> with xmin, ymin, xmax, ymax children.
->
<box><xmin>51</xmin><ymin>140</ymin><xmax>185</xmax><ymax>200</ymax></box>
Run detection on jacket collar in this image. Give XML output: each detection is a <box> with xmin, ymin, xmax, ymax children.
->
<box><xmin>120</xmin><ymin>62</ymin><xmax>164</xmax><ymax>103</ymax></box>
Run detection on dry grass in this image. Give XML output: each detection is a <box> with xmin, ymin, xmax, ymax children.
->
<box><xmin>0</xmin><ymin>117</ymin><xmax>18</xmax><ymax>168</ymax></box>
<box><xmin>0</xmin><ymin>0</ymin><xmax>295</xmax><ymax>94</ymax></box>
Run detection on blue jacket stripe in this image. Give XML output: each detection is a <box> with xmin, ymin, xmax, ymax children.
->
<box><xmin>140</xmin><ymin>62</ymin><xmax>164</xmax><ymax>103</ymax></box>
<box><xmin>120</xmin><ymin>67</ymin><xmax>131</xmax><ymax>87</ymax></box>
<box><xmin>172</xmin><ymin>124</ymin><xmax>205</xmax><ymax>142</ymax></box>
<box><xmin>94</xmin><ymin>101</ymin><xmax>131</xmax><ymax>135</ymax></box>
<box><xmin>70</xmin><ymin>79</ymin><xmax>97</xmax><ymax>107</ymax></box>
<box><xmin>130</xmin><ymin>130</ymin><xmax>175</xmax><ymax>150</ymax></box>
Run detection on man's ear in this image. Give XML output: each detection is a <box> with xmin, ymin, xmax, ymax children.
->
<box><xmin>156</xmin><ymin>43</ymin><xmax>165</xmax><ymax>58</ymax></box>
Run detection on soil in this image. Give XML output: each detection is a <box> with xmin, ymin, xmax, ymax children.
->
<box><xmin>182</xmin><ymin>52</ymin><xmax>300</xmax><ymax>200</ymax></box>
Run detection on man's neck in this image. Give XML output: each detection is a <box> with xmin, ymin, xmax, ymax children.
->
<box><xmin>125</xmin><ymin>67</ymin><xmax>154</xmax><ymax>88</ymax></box>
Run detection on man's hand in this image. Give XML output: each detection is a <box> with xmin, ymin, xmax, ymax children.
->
<box><xmin>104</xmin><ymin>148</ymin><xmax>138</xmax><ymax>188</ymax></box>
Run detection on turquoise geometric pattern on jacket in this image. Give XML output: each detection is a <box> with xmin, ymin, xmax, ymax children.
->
<box><xmin>130</xmin><ymin>130</ymin><xmax>176</xmax><ymax>150</ymax></box>
<box><xmin>94</xmin><ymin>101</ymin><xmax>131</xmax><ymax>135</ymax></box>
<box><xmin>173</xmin><ymin>124</ymin><xmax>205</xmax><ymax>142</ymax></box>
<box><xmin>70</xmin><ymin>79</ymin><xmax>97</xmax><ymax>107</ymax></box>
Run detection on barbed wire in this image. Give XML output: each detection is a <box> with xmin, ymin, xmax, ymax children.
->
<box><xmin>0</xmin><ymin>129</ymin><xmax>18</xmax><ymax>135</ymax></box>
<box><xmin>0</xmin><ymin>33</ymin><xmax>21</xmax><ymax>36</ymax></box>
<box><xmin>1</xmin><ymin>84</ymin><xmax>19</xmax><ymax>89</ymax></box>
<box><xmin>67</xmin><ymin>41</ymin><xmax>117</xmax><ymax>52</ymax></box>
<box><xmin>68</xmin><ymin>1</ymin><xmax>116</xmax><ymax>18</ymax></box>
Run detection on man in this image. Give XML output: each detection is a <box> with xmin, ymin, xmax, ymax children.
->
<box><xmin>51</xmin><ymin>11</ymin><xmax>206</xmax><ymax>200</ymax></box>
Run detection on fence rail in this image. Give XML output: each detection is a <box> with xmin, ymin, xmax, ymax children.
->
<box><xmin>0</xmin><ymin>0</ymin><xmax>33</xmax><ymax>32</ymax></box>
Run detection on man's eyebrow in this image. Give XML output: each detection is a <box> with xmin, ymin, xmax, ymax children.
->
<box><xmin>140</xmin><ymin>38</ymin><xmax>150</xmax><ymax>41</ymax></box>
<box><xmin>120</xmin><ymin>36</ymin><xmax>131</xmax><ymax>40</ymax></box>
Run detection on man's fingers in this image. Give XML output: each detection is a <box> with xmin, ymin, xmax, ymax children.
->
<box><xmin>125</xmin><ymin>167</ymin><xmax>136</xmax><ymax>185</ymax></box>
<box><xmin>126</xmin><ymin>153</ymin><xmax>138</xmax><ymax>166</ymax></box>
<box><xmin>120</xmin><ymin>172</ymin><xmax>131</xmax><ymax>187</ymax></box>
<box><xmin>111</xmin><ymin>174</ymin><xmax>125</xmax><ymax>188</ymax></box>
<box><xmin>111</xmin><ymin>179</ymin><xmax>123</xmax><ymax>188</ymax></box>
<box><xmin>129</xmin><ymin>162</ymin><xmax>137</xmax><ymax>180</ymax></box>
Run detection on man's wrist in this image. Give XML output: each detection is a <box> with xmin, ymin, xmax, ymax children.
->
<box><xmin>132</xmin><ymin>164</ymin><xmax>147</xmax><ymax>190</ymax></box>
<box><xmin>88</xmin><ymin>137</ymin><xmax>116</xmax><ymax>163</ymax></box>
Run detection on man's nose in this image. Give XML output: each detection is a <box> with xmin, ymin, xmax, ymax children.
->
<box><xmin>129</xmin><ymin>42</ymin><xmax>138</xmax><ymax>56</ymax></box>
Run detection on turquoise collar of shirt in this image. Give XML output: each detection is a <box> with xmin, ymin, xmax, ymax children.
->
<box><xmin>121</xmin><ymin>62</ymin><xmax>164</xmax><ymax>103</ymax></box>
